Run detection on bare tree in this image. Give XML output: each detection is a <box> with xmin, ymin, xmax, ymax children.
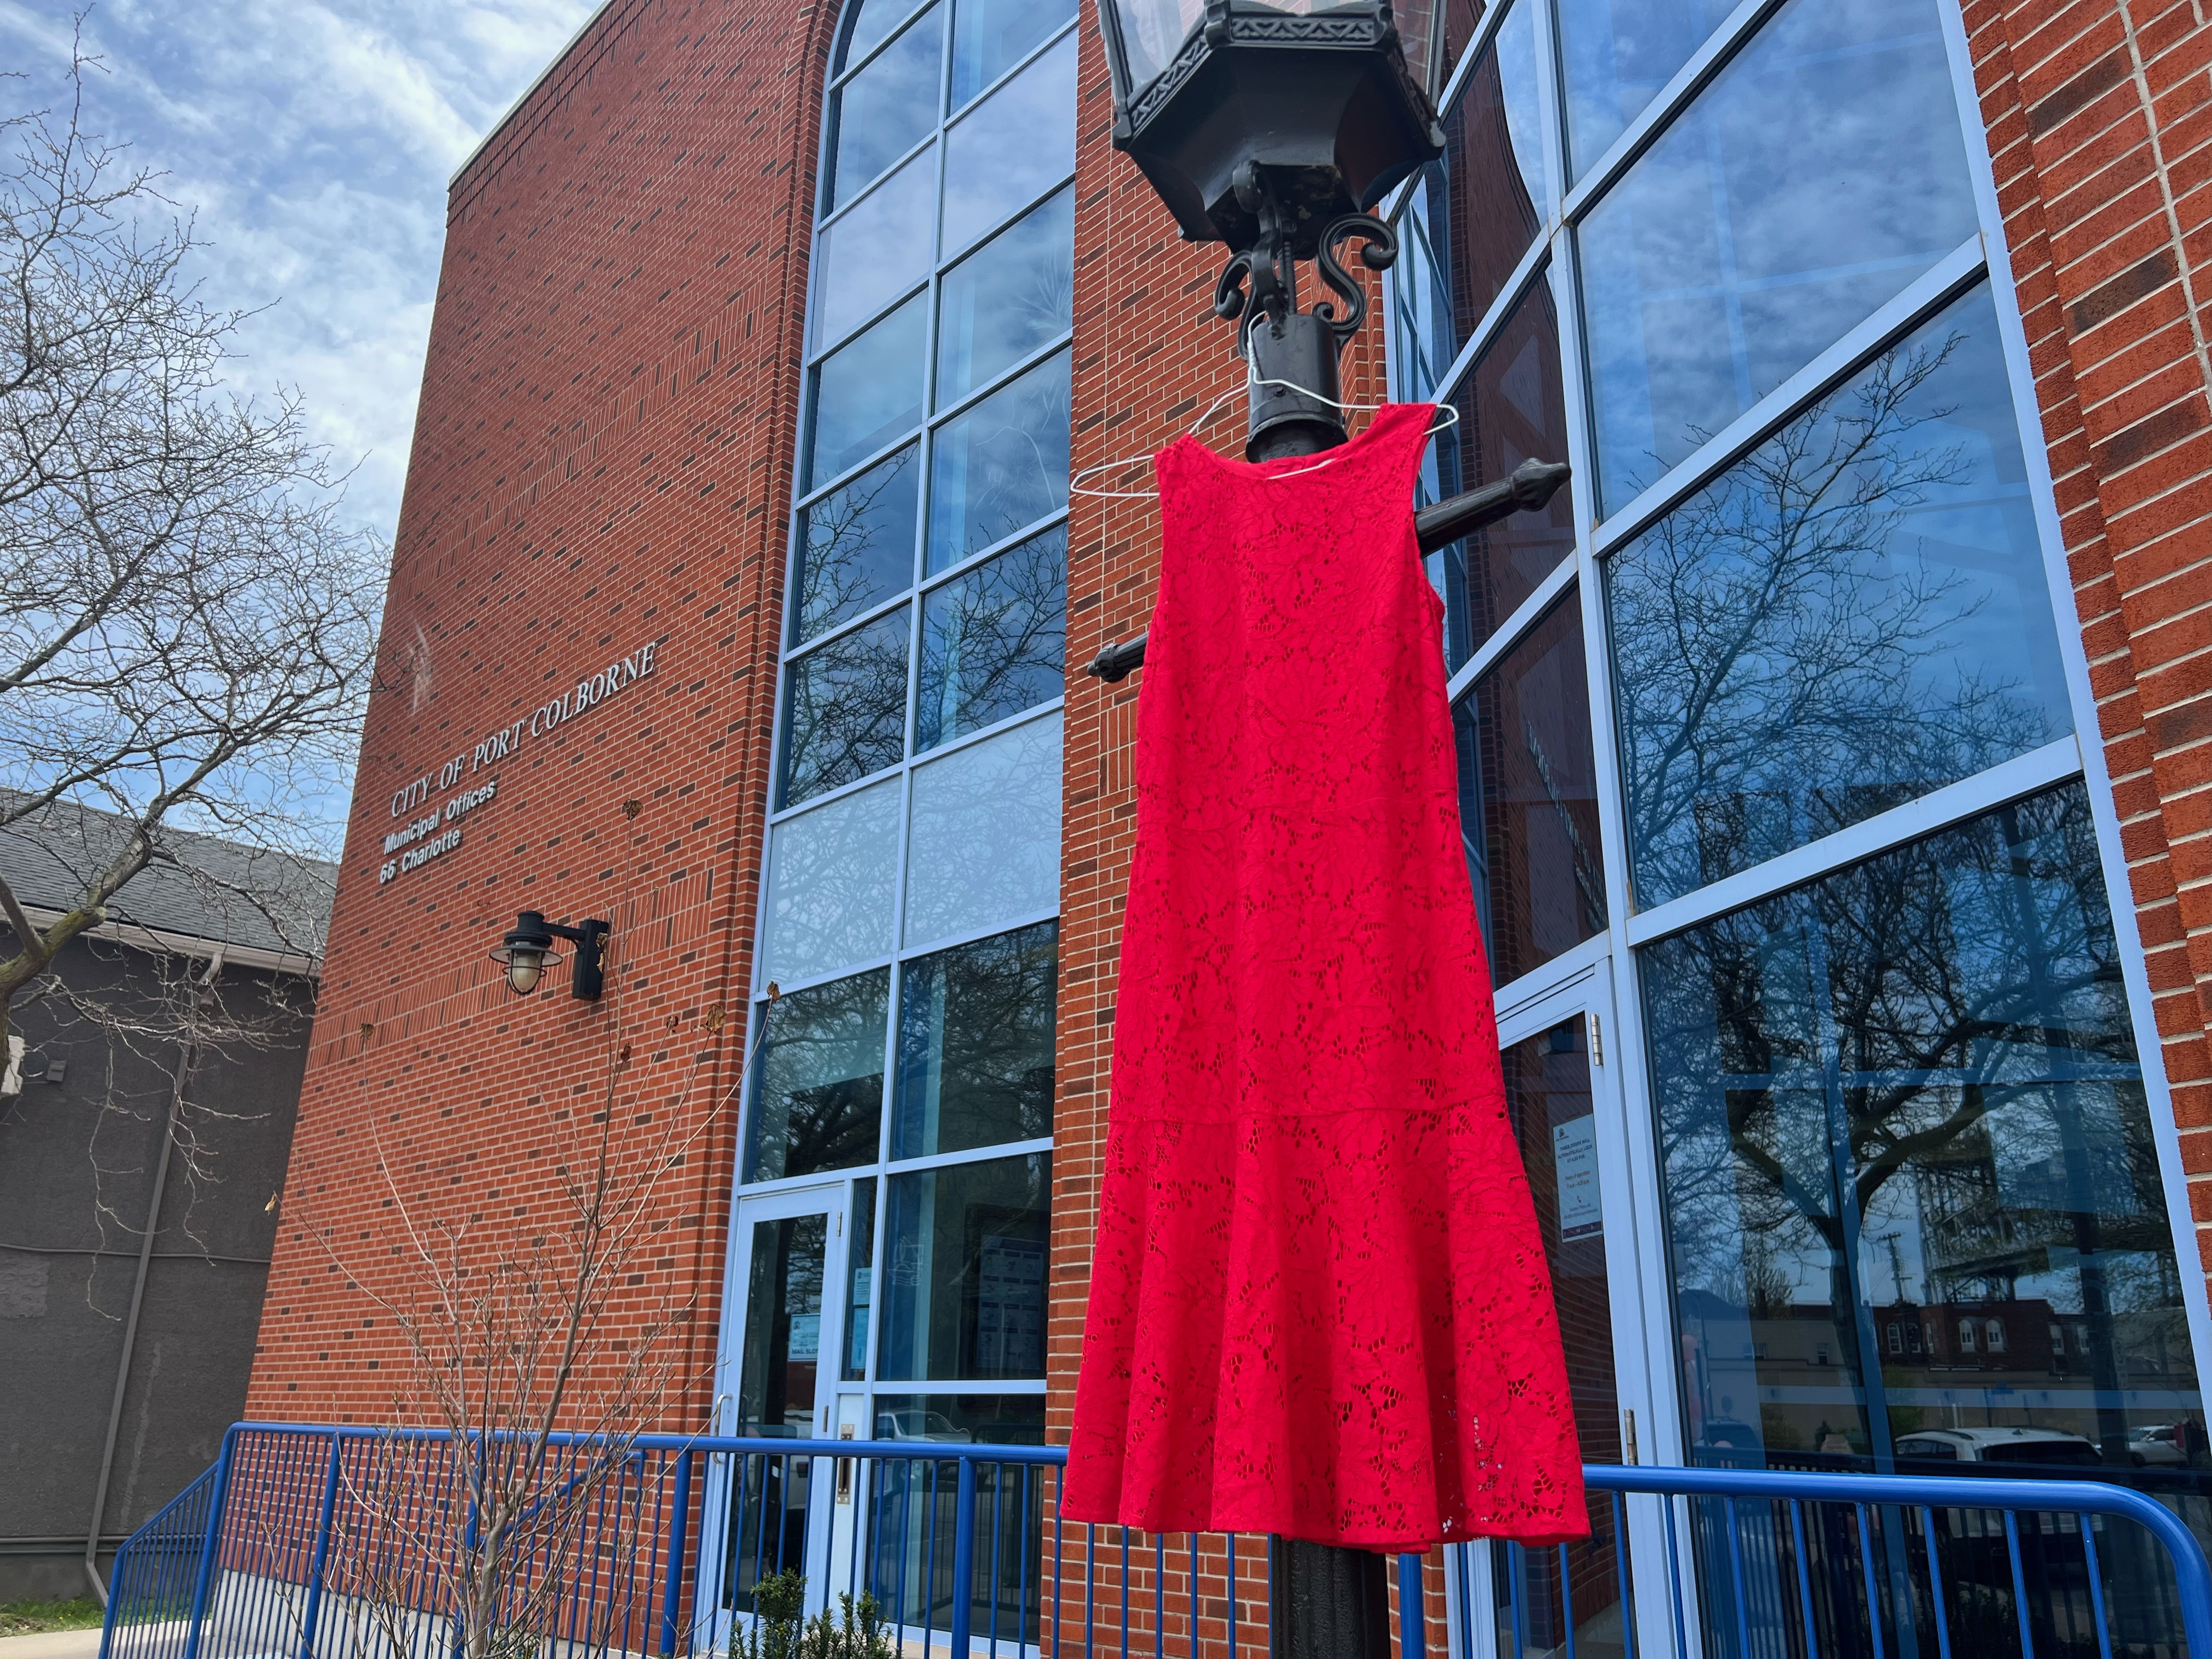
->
<box><xmin>243</xmin><ymin>810</ymin><xmax>780</xmax><ymax>1659</ymax></box>
<box><xmin>0</xmin><ymin>43</ymin><xmax>385</xmax><ymax>1063</ymax></box>
<box><xmin>255</xmin><ymin>1000</ymin><xmax>751</xmax><ymax>1659</ymax></box>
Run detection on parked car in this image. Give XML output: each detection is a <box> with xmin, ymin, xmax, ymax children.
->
<box><xmin>1696</xmin><ymin>1419</ymin><xmax>1762</xmax><ymax>1452</ymax></box>
<box><xmin>2126</xmin><ymin>1423</ymin><xmax>2191</xmax><ymax>1467</ymax></box>
<box><xmin>1893</xmin><ymin>1427</ymin><xmax>2101</xmax><ymax>1466</ymax></box>
<box><xmin>876</xmin><ymin>1409</ymin><xmax>972</xmax><ymax>1442</ymax></box>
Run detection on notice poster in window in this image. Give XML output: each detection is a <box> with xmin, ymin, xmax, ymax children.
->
<box><xmin>787</xmin><ymin>1313</ymin><xmax>822</xmax><ymax>1360</ymax></box>
<box><xmin>1553</xmin><ymin>1116</ymin><xmax>1602</xmax><ymax>1243</ymax></box>
<box><xmin>976</xmin><ymin>1233</ymin><xmax>1046</xmax><ymax>1374</ymax></box>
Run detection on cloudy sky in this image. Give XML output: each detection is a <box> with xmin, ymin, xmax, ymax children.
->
<box><xmin>1</xmin><ymin>0</ymin><xmax>600</xmax><ymax>541</ymax></box>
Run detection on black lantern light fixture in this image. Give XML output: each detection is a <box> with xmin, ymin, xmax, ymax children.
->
<box><xmin>1098</xmin><ymin>0</ymin><xmax>1447</xmax><ymax>458</ymax></box>
<box><xmin>490</xmin><ymin>911</ymin><xmax>611</xmax><ymax>1001</ymax></box>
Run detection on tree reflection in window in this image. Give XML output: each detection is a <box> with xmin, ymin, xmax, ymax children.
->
<box><xmin>1649</xmin><ymin>783</ymin><xmax>2199</xmax><ymax>1470</ymax></box>
<box><xmin>917</xmin><ymin>524</ymin><xmax>1065</xmax><ymax>750</ymax></box>
<box><xmin>781</xmin><ymin>606</ymin><xmax>912</xmax><ymax>807</ymax></box>
<box><xmin>795</xmin><ymin>445</ymin><xmax>918</xmax><ymax>645</ymax></box>
<box><xmin>1607</xmin><ymin>285</ymin><xmax>2072</xmax><ymax>907</ymax></box>
<box><xmin>744</xmin><ymin>969</ymin><xmax>890</xmax><ymax>1182</ymax></box>
<box><xmin>893</xmin><ymin>921</ymin><xmax>1057</xmax><ymax>1158</ymax></box>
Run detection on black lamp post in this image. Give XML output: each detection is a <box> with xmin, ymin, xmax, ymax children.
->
<box><xmin>1090</xmin><ymin>7</ymin><xmax>1570</xmax><ymax>1655</ymax></box>
<box><xmin>1101</xmin><ymin>0</ymin><xmax>1448</xmax><ymax>460</ymax></box>
<box><xmin>490</xmin><ymin>911</ymin><xmax>612</xmax><ymax>1001</ymax></box>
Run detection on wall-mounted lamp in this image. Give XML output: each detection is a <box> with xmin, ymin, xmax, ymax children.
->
<box><xmin>489</xmin><ymin>910</ymin><xmax>611</xmax><ymax>1000</ymax></box>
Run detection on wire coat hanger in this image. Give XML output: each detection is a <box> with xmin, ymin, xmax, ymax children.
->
<box><xmin>1068</xmin><ymin>373</ymin><xmax>1460</xmax><ymax>499</ymax></box>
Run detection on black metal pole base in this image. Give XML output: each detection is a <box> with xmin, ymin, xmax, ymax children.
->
<box><xmin>1269</xmin><ymin>1539</ymin><xmax>1392</xmax><ymax>1659</ymax></box>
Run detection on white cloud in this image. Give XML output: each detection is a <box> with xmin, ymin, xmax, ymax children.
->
<box><xmin>0</xmin><ymin>0</ymin><xmax>600</xmax><ymax>539</ymax></box>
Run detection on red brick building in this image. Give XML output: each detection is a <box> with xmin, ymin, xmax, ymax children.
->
<box><xmin>247</xmin><ymin>0</ymin><xmax>2212</xmax><ymax>1646</ymax></box>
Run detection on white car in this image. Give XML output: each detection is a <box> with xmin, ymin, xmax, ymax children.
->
<box><xmin>2126</xmin><ymin>1424</ymin><xmax>2191</xmax><ymax>1467</ymax></box>
<box><xmin>1893</xmin><ymin>1427</ymin><xmax>2102</xmax><ymax>1467</ymax></box>
<box><xmin>875</xmin><ymin>1409</ymin><xmax>972</xmax><ymax>1442</ymax></box>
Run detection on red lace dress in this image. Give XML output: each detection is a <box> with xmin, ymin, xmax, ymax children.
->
<box><xmin>1063</xmin><ymin>404</ymin><xmax>1586</xmax><ymax>1551</ymax></box>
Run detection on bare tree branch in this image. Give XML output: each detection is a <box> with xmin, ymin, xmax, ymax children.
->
<box><xmin>0</xmin><ymin>37</ymin><xmax>383</xmax><ymax>1079</ymax></box>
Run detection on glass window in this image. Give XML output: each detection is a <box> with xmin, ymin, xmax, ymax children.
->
<box><xmin>951</xmin><ymin>0</ymin><xmax>1074</xmax><ymax>109</ymax></box>
<box><xmin>1489</xmin><ymin>1017</ymin><xmax>1626</xmax><ymax>1654</ymax></box>
<box><xmin>1578</xmin><ymin>0</ymin><xmax>1978</xmax><ymax>515</ymax></box>
<box><xmin>735</xmin><ymin>1213</ymin><xmax>828</xmax><ymax>1432</ymax></box>
<box><xmin>1649</xmin><ymin>783</ymin><xmax>2203</xmax><ymax>1474</ymax></box>
<box><xmin>1390</xmin><ymin>176</ymin><xmax>1455</xmax><ymax>404</ymax></box>
<box><xmin>743</xmin><ymin>969</ymin><xmax>890</xmax><ymax>1183</ymax></box>
<box><xmin>830</xmin><ymin>6</ymin><xmax>942</xmax><ymax>210</ymax></box>
<box><xmin>808</xmin><ymin>291</ymin><xmax>927</xmax><ymax>489</ymax></box>
<box><xmin>1452</xmin><ymin>594</ymin><xmax>1607</xmax><ymax>990</ymax></box>
<box><xmin>1425</xmin><ymin>267</ymin><xmax>1574</xmax><ymax>669</ymax></box>
<box><xmin>879</xmin><ymin>1151</ymin><xmax>1051</xmax><ymax>1379</ymax></box>
<box><xmin>1555</xmin><ymin>0</ymin><xmax>1736</xmax><ymax>179</ymax></box>
<box><xmin>815</xmin><ymin>148</ymin><xmax>935</xmax><ymax>348</ymax></box>
<box><xmin>1608</xmin><ymin>284</ymin><xmax>2075</xmax><ymax>907</ymax></box>
<box><xmin>761</xmin><ymin>777</ymin><xmax>901</xmax><ymax>985</ymax></box>
<box><xmin>844</xmin><ymin>0</ymin><xmax>930</xmax><ymax>65</ymax></box>
<box><xmin>940</xmin><ymin>31</ymin><xmax>1075</xmax><ymax>257</ymax></box>
<box><xmin>905</xmin><ymin>712</ymin><xmax>1063</xmax><ymax>946</ymax></box>
<box><xmin>928</xmin><ymin>348</ymin><xmax>1070</xmax><ymax>570</ymax></box>
<box><xmin>865</xmin><ymin>1392</ymin><xmax>1047</xmax><ymax>1641</ymax></box>
<box><xmin>871</xmin><ymin>1392</ymin><xmax>1046</xmax><ymax>1443</ymax></box>
<box><xmin>780</xmin><ymin>605</ymin><xmax>911</xmax><ymax>808</ymax></box>
<box><xmin>795</xmin><ymin>444</ymin><xmax>919</xmax><ymax>646</ymax></box>
<box><xmin>843</xmin><ymin>1177</ymin><xmax>877</xmax><ymax>1378</ymax></box>
<box><xmin>893</xmin><ymin>921</ymin><xmax>1057</xmax><ymax>1159</ymax></box>
<box><xmin>1439</xmin><ymin>0</ymin><xmax>1548</xmax><ymax>334</ymax></box>
<box><xmin>916</xmin><ymin>524</ymin><xmax>1065</xmax><ymax>752</ymax></box>
<box><xmin>936</xmin><ymin>187</ymin><xmax>1074</xmax><ymax>408</ymax></box>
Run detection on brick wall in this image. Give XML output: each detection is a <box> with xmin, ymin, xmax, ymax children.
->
<box><xmin>244</xmin><ymin>0</ymin><xmax>833</xmax><ymax>1426</ymax></box>
<box><xmin>1962</xmin><ymin>0</ymin><xmax>2212</xmax><ymax>1266</ymax></box>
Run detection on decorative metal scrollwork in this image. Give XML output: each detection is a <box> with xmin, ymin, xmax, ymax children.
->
<box><xmin>1213</xmin><ymin>197</ymin><xmax>1397</xmax><ymax>354</ymax></box>
<box><xmin>1214</xmin><ymin>162</ymin><xmax>1301</xmax><ymax>345</ymax></box>
<box><xmin>1312</xmin><ymin>213</ymin><xmax>1397</xmax><ymax>346</ymax></box>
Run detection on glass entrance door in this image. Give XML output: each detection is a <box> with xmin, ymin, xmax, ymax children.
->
<box><xmin>1465</xmin><ymin>967</ymin><xmax>1667</xmax><ymax>1659</ymax></box>
<box><xmin>715</xmin><ymin>1186</ymin><xmax>851</xmax><ymax>1614</ymax></box>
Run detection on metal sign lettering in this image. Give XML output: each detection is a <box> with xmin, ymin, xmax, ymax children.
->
<box><xmin>375</xmin><ymin>636</ymin><xmax>664</xmax><ymax>886</ymax></box>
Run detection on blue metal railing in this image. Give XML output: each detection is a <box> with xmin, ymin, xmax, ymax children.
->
<box><xmin>98</xmin><ymin>1457</ymin><xmax>223</xmax><ymax>1659</ymax></box>
<box><xmin>103</xmin><ymin>1423</ymin><xmax>2212</xmax><ymax>1659</ymax></box>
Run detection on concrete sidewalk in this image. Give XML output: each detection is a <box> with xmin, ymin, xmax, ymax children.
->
<box><xmin>0</xmin><ymin>1630</ymin><xmax>101</xmax><ymax>1659</ymax></box>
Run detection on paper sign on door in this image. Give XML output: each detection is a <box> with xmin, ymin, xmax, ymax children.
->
<box><xmin>1553</xmin><ymin>1116</ymin><xmax>1603</xmax><ymax>1243</ymax></box>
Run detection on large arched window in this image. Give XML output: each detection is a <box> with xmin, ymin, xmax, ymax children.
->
<box><xmin>715</xmin><ymin>0</ymin><xmax>1075</xmax><ymax>1623</ymax></box>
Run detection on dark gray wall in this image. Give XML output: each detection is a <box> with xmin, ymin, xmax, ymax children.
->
<box><xmin>0</xmin><ymin>928</ymin><xmax>309</xmax><ymax>1600</ymax></box>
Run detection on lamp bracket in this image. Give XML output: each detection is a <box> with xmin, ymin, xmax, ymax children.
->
<box><xmin>544</xmin><ymin>918</ymin><xmax>611</xmax><ymax>1001</ymax></box>
<box><xmin>1214</xmin><ymin>167</ymin><xmax>1398</xmax><ymax>460</ymax></box>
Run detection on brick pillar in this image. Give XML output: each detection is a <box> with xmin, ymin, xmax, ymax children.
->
<box><xmin>1963</xmin><ymin>0</ymin><xmax>2212</xmax><ymax>1266</ymax></box>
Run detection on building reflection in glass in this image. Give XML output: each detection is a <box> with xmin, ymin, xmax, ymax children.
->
<box><xmin>1647</xmin><ymin>783</ymin><xmax>2202</xmax><ymax>1475</ymax></box>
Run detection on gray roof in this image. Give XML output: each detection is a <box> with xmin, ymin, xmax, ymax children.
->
<box><xmin>0</xmin><ymin>796</ymin><xmax>337</xmax><ymax>964</ymax></box>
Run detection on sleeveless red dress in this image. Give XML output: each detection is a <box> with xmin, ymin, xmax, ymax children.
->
<box><xmin>1063</xmin><ymin>404</ymin><xmax>1585</xmax><ymax>1551</ymax></box>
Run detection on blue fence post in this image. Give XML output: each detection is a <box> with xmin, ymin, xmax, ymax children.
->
<box><xmin>662</xmin><ymin>1450</ymin><xmax>694</xmax><ymax>1658</ymax></box>
<box><xmin>1396</xmin><ymin>1553</ymin><xmax>1424</xmax><ymax>1659</ymax></box>
<box><xmin>178</xmin><ymin>1429</ymin><xmax>240</xmax><ymax>1659</ymax></box>
<box><xmin>295</xmin><ymin>1432</ymin><xmax>346</xmax><ymax>1659</ymax></box>
<box><xmin>950</xmin><ymin>1457</ymin><xmax>977</xmax><ymax>1659</ymax></box>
